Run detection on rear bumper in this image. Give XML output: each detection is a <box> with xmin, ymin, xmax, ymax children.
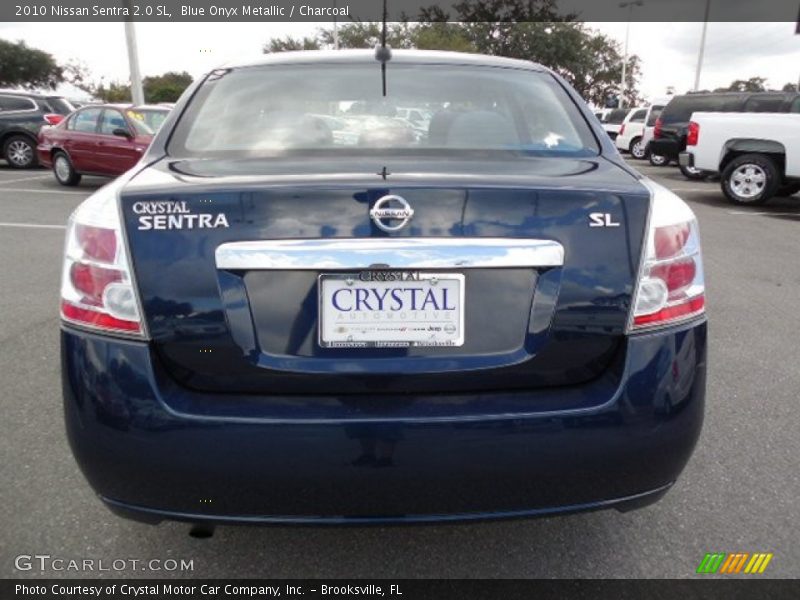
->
<box><xmin>61</xmin><ymin>320</ymin><xmax>707</xmax><ymax>524</ymax></box>
<box><xmin>36</xmin><ymin>144</ymin><xmax>53</xmax><ymax>168</ymax></box>
<box><xmin>649</xmin><ymin>139</ymin><xmax>681</xmax><ymax>160</ymax></box>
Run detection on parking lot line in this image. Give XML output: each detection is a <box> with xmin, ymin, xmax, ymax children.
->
<box><xmin>0</xmin><ymin>174</ymin><xmax>51</xmax><ymax>185</ymax></box>
<box><xmin>727</xmin><ymin>211</ymin><xmax>800</xmax><ymax>217</ymax></box>
<box><xmin>0</xmin><ymin>221</ymin><xmax>66</xmax><ymax>230</ymax></box>
<box><xmin>0</xmin><ymin>187</ymin><xmax>90</xmax><ymax>196</ymax></box>
<box><xmin>668</xmin><ymin>187</ymin><xmax>716</xmax><ymax>193</ymax></box>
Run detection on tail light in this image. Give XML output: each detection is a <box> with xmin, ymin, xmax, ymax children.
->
<box><xmin>61</xmin><ymin>180</ymin><xmax>145</xmax><ymax>337</ymax></box>
<box><xmin>43</xmin><ymin>113</ymin><xmax>64</xmax><ymax>125</ymax></box>
<box><xmin>687</xmin><ymin>121</ymin><xmax>700</xmax><ymax>146</ymax></box>
<box><xmin>653</xmin><ymin>117</ymin><xmax>663</xmax><ymax>139</ymax></box>
<box><xmin>619</xmin><ymin>123</ymin><xmax>626</xmax><ymax>136</ymax></box>
<box><xmin>630</xmin><ymin>181</ymin><xmax>705</xmax><ymax>331</ymax></box>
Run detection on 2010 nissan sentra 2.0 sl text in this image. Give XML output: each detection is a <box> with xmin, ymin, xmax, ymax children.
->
<box><xmin>60</xmin><ymin>50</ymin><xmax>707</xmax><ymax>526</ymax></box>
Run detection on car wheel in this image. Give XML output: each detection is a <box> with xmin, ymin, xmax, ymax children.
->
<box><xmin>630</xmin><ymin>138</ymin><xmax>646</xmax><ymax>160</ymax></box>
<box><xmin>2</xmin><ymin>135</ymin><xmax>38</xmax><ymax>169</ymax></box>
<box><xmin>721</xmin><ymin>154</ymin><xmax>780</xmax><ymax>206</ymax></box>
<box><xmin>679</xmin><ymin>164</ymin><xmax>709</xmax><ymax>181</ymax></box>
<box><xmin>648</xmin><ymin>152</ymin><xmax>669</xmax><ymax>167</ymax></box>
<box><xmin>776</xmin><ymin>183</ymin><xmax>800</xmax><ymax>197</ymax></box>
<box><xmin>52</xmin><ymin>152</ymin><xmax>82</xmax><ymax>186</ymax></box>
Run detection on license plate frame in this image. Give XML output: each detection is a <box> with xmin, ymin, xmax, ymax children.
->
<box><xmin>318</xmin><ymin>272</ymin><xmax>465</xmax><ymax>348</ymax></box>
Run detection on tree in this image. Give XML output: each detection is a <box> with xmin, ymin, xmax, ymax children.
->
<box><xmin>782</xmin><ymin>82</ymin><xmax>799</xmax><ymax>92</ymax></box>
<box><xmin>435</xmin><ymin>0</ymin><xmax>573</xmax><ymax>58</ymax></box>
<box><xmin>264</xmin><ymin>35</ymin><xmax>320</xmax><ymax>53</ymax></box>
<box><xmin>143</xmin><ymin>71</ymin><xmax>193</xmax><ymax>103</ymax></box>
<box><xmin>0</xmin><ymin>39</ymin><xmax>63</xmax><ymax>89</ymax></box>
<box><xmin>62</xmin><ymin>66</ymin><xmax>192</xmax><ymax>103</ymax></box>
<box><xmin>62</xmin><ymin>60</ymin><xmax>93</xmax><ymax>96</ymax></box>
<box><xmin>411</xmin><ymin>22</ymin><xmax>476</xmax><ymax>52</ymax></box>
<box><xmin>427</xmin><ymin>2</ymin><xmax>640</xmax><ymax>106</ymax></box>
<box><xmin>317</xmin><ymin>22</ymin><xmax>416</xmax><ymax>49</ymax></box>
<box><xmin>92</xmin><ymin>81</ymin><xmax>133</xmax><ymax>103</ymax></box>
<box><xmin>260</xmin><ymin>1</ymin><xmax>642</xmax><ymax>106</ymax></box>
<box><xmin>715</xmin><ymin>77</ymin><xmax>768</xmax><ymax>93</ymax></box>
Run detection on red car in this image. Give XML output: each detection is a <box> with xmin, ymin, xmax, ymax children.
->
<box><xmin>37</xmin><ymin>104</ymin><xmax>169</xmax><ymax>186</ymax></box>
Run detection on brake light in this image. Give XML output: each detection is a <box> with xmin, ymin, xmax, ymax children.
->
<box><xmin>61</xmin><ymin>180</ymin><xmax>145</xmax><ymax>336</ymax></box>
<box><xmin>687</xmin><ymin>121</ymin><xmax>700</xmax><ymax>146</ymax></box>
<box><xmin>654</xmin><ymin>117</ymin><xmax>663</xmax><ymax>139</ymax></box>
<box><xmin>43</xmin><ymin>113</ymin><xmax>64</xmax><ymax>125</ymax></box>
<box><xmin>630</xmin><ymin>181</ymin><xmax>705</xmax><ymax>330</ymax></box>
<box><xmin>619</xmin><ymin>123</ymin><xmax>626</xmax><ymax>136</ymax></box>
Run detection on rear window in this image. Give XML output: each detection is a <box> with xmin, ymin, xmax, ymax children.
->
<box><xmin>127</xmin><ymin>109</ymin><xmax>168</xmax><ymax>133</ymax></box>
<box><xmin>99</xmin><ymin>109</ymin><xmax>129</xmax><ymax>135</ymax></box>
<box><xmin>69</xmin><ymin>108</ymin><xmax>102</xmax><ymax>132</ymax></box>
<box><xmin>604</xmin><ymin>109</ymin><xmax>628</xmax><ymax>124</ymax></box>
<box><xmin>660</xmin><ymin>94</ymin><xmax>743</xmax><ymax>124</ymax></box>
<box><xmin>646</xmin><ymin>106</ymin><xmax>664</xmax><ymax>126</ymax></box>
<box><xmin>0</xmin><ymin>95</ymin><xmax>36</xmax><ymax>111</ymax></box>
<box><xmin>169</xmin><ymin>63</ymin><xmax>599</xmax><ymax>158</ymax></box>
<box><xmin>743</xmin><ymin>94</ymin><xmax>787</xmax><ymax>113</ymax></box>
<box><xmin>43</xmin><ymin>97</ymin><xmax>75</xmax><ymax>115</ymax></box>
<box><xmin>628</xmin><ymin>109</ymin><xmax>647</xmax><ymax>122</ymax></box>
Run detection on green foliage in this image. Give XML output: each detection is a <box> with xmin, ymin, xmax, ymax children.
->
<box><xmin>264</xmin><ymin>35</ymin><xmax>321</xmax><ymax>53</ymax></box>
<box><xmin>260</xmin><ymin>0</ymin><xmax>642</xmax><ymax>106</ymax></box>
<box><xmin>143</xmin><ymin>71</ymin><xmax>193</xmax><ymax>102</ymax></box>
<box><xmin>64</xmin><ymin>68</ymin><xmax>192</xmax><ymax>104</ymax></box>
<box><xmin>411</xmin><ymin>23</ymin><xmax>476</xmax><ymax>52</ymax></box>
<box><xmin>715</xmin><ymin>77</ymin><xmax>768</xmax><ymax>93</ymax></box>
<box><xmin>92</xmin><ymin>82</ymin><xmax>133</xmax><ymax>103</ymax></box>
<box><xmin>0</xmin><ymin>39</ymin><xmax>63</xmax><ymax>89</ymax></box>
<box><xmin>781</xmin><ymin>82</ymin><xmax>798</xmax><ymax>92</ymax></box>
<box><xmin>317</xmin><ymin>22</ymin><xmax>416</xmax><ymax>49</ymax></box>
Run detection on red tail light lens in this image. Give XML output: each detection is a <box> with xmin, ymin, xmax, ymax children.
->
<box><xmin>632</xmin><ymin>296</ymin><xmax>705</xmax><ymax>327</ymax></box>
<box><xmin>687</xmin><ymin>121</ymin><xmax>700</xmax><ymax>146</ymax></box>
<box><xmin>654</xmin><ymin>222</ymin><xmax>690</xmax><ymax>259</ymax></box>
<box><xmin>631</xmin><ymin>182</ymin><xmax>705</xmax><ymax>331</ymax></box>
<box><xmin>654</xmin><ymin>117</ymin><xmax>663</xmax><ymax>139</ymax></box>
<box><xmin>43</xmin><ymin>113</ymin><xmax>64</xmax><ymax>125</ymax></box>
<box><xmin>650</xmin><ymin>257</ymin><xmax>697</xmax><ymax>297</ymax></box>
<box><xmin>61</xmin><ymin>301</ymin><xmax>142</xmax><ymax>332</ymax></box>
<box><xmin>61</xmin><ymin>181</ymin><xmax>144</xmax><ymax>336</ymax></box>
<box><xmin>75</xmin><ymin>224</ymin><xmax>117</xmax><ymax>263</ymax></box>
<box><xmin>69</xmin><ymin>263</ymin><xmax>123</xmax><ymax>306</ymax></box>
<box><xmin>619</xmin><ymin>124</ymin><xmax>626</xmax><ymax>136</ymax></box>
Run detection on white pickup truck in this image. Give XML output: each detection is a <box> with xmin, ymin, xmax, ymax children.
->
<box><xmin>680</xmin><ymin>112</ymin><xmax>800</xmax><ymax>204</ymax></box>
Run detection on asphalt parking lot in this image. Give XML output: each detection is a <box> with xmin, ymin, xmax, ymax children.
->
<box><xmin>1</xmin><ymin>158</ymin><xmax>798</xmax><ymax>579</ymax></box>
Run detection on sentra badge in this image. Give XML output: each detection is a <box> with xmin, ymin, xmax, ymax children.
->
<box><xmin>133</xmin><ymin>200</ymin><xmax>229</xmax><ymax>231</ymax></box>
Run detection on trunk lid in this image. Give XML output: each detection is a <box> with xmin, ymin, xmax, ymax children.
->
<box><xmin>122</xmin><ymin>155</ymin><xmax>649</xmax><ymax>395</ymax></box>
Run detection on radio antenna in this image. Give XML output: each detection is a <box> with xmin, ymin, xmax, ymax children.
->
<box><xmin>374</xmin><ymin>0</ymin><xmax>392</xmax><ymax>96</ymax></box>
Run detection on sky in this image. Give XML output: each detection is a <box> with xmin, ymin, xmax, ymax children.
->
<box><xmin>0</xmin><ymin>21</ymin><xmax>798</xmax><ymax>102</ymax></box>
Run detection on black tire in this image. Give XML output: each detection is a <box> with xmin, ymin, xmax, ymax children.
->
<box><xmin>776</xmin><ymin>183</ymin><xmax>800</xmax><ymax>197</ymax></box>
<box><xmin>679</xmin><ymin>164</ymin><xmax>710</xmax><ymax>181</ymax></box>
<box><xmin>52</xmin><ymin>151</ymin><xmax>81</xmax><ymax>186</ymax></box>
<box><xmin>2</xmin><ymin>135</ymin><xmax>38</xmax><ymax>169</ymax></box>
<box><xmin>721</xmin><ymin>154</ymin><xmax>781</xmax><ymax>206</ymax></box>
<box><xmin>629</xmin><ymin>137</ymin><xmax>646</xmax><ymax>160</ymax></box>
<box><xmin>648</xmin><ymin>151</ymin><xmax>669</xmax><ymax>167</ymax></box>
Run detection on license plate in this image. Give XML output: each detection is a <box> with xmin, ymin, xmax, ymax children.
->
<box><xmin>318</xmin><ymin>272</ymin><xmax>464</xmax><ymax>348</ymax></box>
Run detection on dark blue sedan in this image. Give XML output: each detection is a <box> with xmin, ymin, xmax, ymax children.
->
<box><xmin>60</xmin><ymin>50</ymin><xmax>706</xmax><ymax>527</ymax></box>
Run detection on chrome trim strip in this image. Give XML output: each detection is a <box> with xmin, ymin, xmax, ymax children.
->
<box><xmin>626</xmin><ymin>177</ymin><xmax>655</xmax><ymax>333</ymax></box>
<box><xmin>215</xmin><ymin>238</ymin><xmax>565</xmax><ymax>270</ymax></box>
